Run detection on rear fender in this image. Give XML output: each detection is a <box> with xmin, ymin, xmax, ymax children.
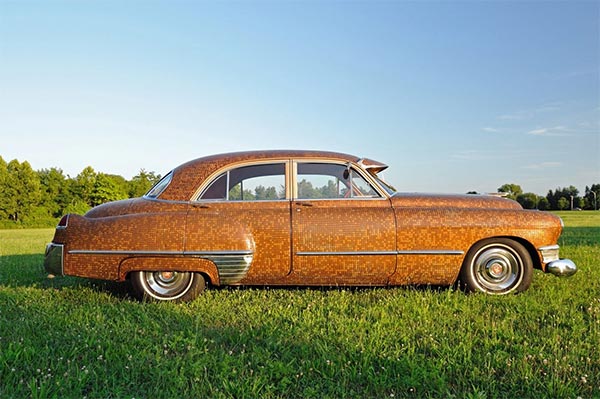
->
<box><xmin>119</xmin><ymin>257</ymin><xmax>220</xmax><ymax>285</ymax></box>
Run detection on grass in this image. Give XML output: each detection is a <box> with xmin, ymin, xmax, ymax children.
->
<box><xmin>0</xmin><ymin>212</ymin><xmax>599</xmax><ymax>398</ymax></box>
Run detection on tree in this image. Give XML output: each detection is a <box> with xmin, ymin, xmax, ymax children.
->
<box><xmin>547</xmin><ymin>186</ymin><xmax>580</xmax><ymax>210</ymax></box>
<box><xmin>74</xmin><ymin>166</ymin><xmax>97</xmax><ymax>207</ymax></box>
<box><xmin>128</xmin><ymin>169</ymin><xmax>161</xmax><ymax>198</ymax></box>
<box><xmin>318</xmin><ymin>180</ymin><xmax>340</xmax><ymax>198</ymax></box>
<box><xmin>38</xmin><ymin>168</ymin><xmax>67</xmax><ymax>217</ymax></box>
<box><xmin>516</xmin><ymin>193</ymin><xmax>538</xmax><ymax>209</ymax></box>
<box><xmin>498</xmin><ymin>184</ymin><xmax>523</xmax><ymax>200</ymax></box>
<box><xmin>90</xmin><ymin>173</ymin><xmax>128</xmax><ymax>207</ymax></box>
<box><xmin>584</xmin><ymin>184</ymin><xmax>600</xmax><ymax>210</ymax></box>
<box><xmin>4</xmin><ymin>159</ymin><xmax>42</xmax><ymax>222</ymax></box>
<box><xmin>537</xmin><ymin>197</ymin><xmax>550</xmax><ymax>210</ymax></box>
<box><xmin>0</xmin><ymin>156</ymin><xmax>9</xmax><ymax>219</ymax></box>
<box><xmin>557</xmin><ymin>197</ymin><xmax>569</xmax><ymax>210</ymax></box>
<box><xmin>254</xmin><ymin>185</ymin><xmax>278</xmax><ymax>200</ymax></box>
<box><xmin>297</xmin><ymin>179</ymin><xmax>320</xmax><ymax>199</ymax></box>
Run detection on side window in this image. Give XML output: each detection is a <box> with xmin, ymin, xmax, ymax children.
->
<box><xmin>296</xmin><ymin>163</ymin><xmax>380</xmax><ymax>199</ymax></box>
<box><xmin>199</xmin><ymin>163</ymin><xmax>286</xmax><ymax>201</ymax></box>
<box><xmin>145</xmin><ymin>171</ymin><xmax>173</xmax><ymax>199</ymax></box>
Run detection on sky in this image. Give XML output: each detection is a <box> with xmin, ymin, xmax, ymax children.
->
<box><xmin>1</xmin><ymin>0</ymin><xmax>598</xmax><ymax>195</ymax></box>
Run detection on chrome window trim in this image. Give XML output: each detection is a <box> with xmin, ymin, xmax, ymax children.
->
<box><xmin>192</xmin><ymin>159</ymin><xmax>291</xmax><ymax>201</ymax></box>
<box><xmin>292</xmin><ymin>159</ymin><xmax>389</xmax><ymax>200</ymax></box>
<box><xmin>144</xmin><ymin>171</ymin><xmax>173</xmax><ymax>199</ymax></box>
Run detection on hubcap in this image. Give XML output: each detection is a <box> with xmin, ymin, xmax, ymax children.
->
<box><xmin>142</xmin><ymin>271</ymin><xmax>193</xmax><ymax>299</ymax></box>
<box><xmin>473</xmin><ymin>245</ymin><xmax>522</xmax><ymax>293</ymax></box>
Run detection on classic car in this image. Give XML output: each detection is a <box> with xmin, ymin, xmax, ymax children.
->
<box><xmin>44</xmin><ymin>150</ymin><xmax>577</xmax><ymax>301</ymax></box>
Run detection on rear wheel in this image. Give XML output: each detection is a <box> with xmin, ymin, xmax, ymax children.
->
<box><xmin>459</xmin><ymin>238</ymin><xmax>533</xmax><ymax>295</ymax></box>
<box><xmin>131</xmin><ymin>271</ymin><xmax>205</xmax><ymax>302</ymax></box>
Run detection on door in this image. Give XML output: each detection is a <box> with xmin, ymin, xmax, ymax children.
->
<box><xmin>188</xmin><ymin>161</ymin><xmax>292</xmax><ymax>284</ymax></box>
<box><xmin>291</xmin><ymin>162</ymin><xmax>396</xmax><ymax>285</ymax></box>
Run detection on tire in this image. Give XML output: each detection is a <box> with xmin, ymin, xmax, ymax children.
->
<box><xmin>131</xmin><ymin>271</ymin><xmax>205</xmax><ymax>302</ymax></box>
<box><xmin>459</xmin><ymin>238</ymin><xmax>533</xmax><ymax>295</ymax></box>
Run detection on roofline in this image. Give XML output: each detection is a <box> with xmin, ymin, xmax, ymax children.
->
<box><xmin>183</xmin><ymin>150</ymin><xmax>361</xmax><ymax>165</ymax></box>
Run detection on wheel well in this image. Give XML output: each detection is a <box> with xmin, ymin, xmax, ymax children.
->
<box><xmin>125</xmin><ymin>271</ymin><xmax>214</xmax><ymax>286</ymax></box>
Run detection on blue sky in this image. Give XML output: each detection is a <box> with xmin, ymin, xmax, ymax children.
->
<box><xmin>1</xmin><ymin>1</ymin><xmax>598</xmax><ymax>195</ymax></box>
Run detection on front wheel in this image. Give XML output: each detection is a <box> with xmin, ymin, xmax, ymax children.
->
<box><xmin>459</xmin><ymin>238</ymin><xmax>533</xmax><ymax>295</ymax></box>
<box><xmin>131</xmin><ymin>271</ymin><xmax>205</xmax><ymax>302</ymax></box>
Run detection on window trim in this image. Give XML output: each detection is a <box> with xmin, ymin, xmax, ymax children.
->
<box><xmin>292</xmin><ymin>159</ymin><xmax>388</xmax><ymax>200</ymax></box>
<box><xmin>192</xmin><ymin>159</ymin><xmax>291</xmax><ymax>202</ymax></box>
<box><xmin>192</xmin><ymin>158</ymin><xmax>390</xmax><ymax>202</ymax></box>
<box><xmin>144</xmin><ymin>171</ymin><xmax>173</xmax><ymax>199</ymax></box>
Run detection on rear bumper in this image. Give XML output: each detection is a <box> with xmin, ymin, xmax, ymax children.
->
<box><xmin>44</xmin><ymin>243</ymin><xmax>64</xmax><ymax>276</ymax></box>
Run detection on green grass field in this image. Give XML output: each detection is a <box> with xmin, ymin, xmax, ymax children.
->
<box><xmin>0</xmin><ymin>212</ymin><xmax>598</xmax><ymax>398</ymax></box>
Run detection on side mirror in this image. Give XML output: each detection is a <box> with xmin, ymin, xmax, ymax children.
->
<box><xmin>343</xmin><ymin>165</ymin><xmax>351</xmax><ymax>180</ymax></box>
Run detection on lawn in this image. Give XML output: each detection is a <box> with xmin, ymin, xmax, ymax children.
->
<box><xmin>0</xmin><ymin>212</ymin><xmax>598</xmax><ymax>398</ymax></box>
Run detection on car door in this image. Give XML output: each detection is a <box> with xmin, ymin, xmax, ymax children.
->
<box><xmin>290</xmin><ymin>161</ymin><xmax>396</xmax><ymax>285</ymax></box>
<box><xmin>187</xmin><ymin>161</ymin><xmax>292</xmax><ymax>285</ymax></box>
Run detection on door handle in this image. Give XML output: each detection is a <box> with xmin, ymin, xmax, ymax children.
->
<box><xmin>295</xmin><ymin>202</ymin><xmax>313</xmax><ymax>207</ymax></box>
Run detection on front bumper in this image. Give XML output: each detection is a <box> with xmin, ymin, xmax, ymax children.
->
<box><xmin>44</xmin><ymin>243</ymin><xmax>64</xmax><ymax>276</ymax></box>
<box><xmin>546</xmin><ymin>259</ymin><xmax>577</xmax><ymax>277</ymax></box>
<box><xmin>538</xmin><ymin>245</ymin><xmax>577</xmax><ymax>277</ymax></box>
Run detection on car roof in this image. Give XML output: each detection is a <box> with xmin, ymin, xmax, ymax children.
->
<box><xmin>159</xmin><ymin>150</ymin><xmax>378</xmax><ymax>201</ymax></box>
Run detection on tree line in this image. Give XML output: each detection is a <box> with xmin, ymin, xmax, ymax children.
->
<box><xmin>494</xmin><ymin>183</ymin><xmax>600</xmax><ymax>211</ymax></box>
<box><xmin>1</xmin><ymin>155</ymin><xmax>598</xmax><ymax>228</ymax></box>
<box><xmin>0</xmin><ymin>156</ymin><xmax>160</xmax><ymax>228</ymax></box>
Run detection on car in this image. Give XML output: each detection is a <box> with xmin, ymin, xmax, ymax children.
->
<box><xmin>44</xmin><ymin>150</ymin><xmax>577</xmax><ymax>301</ymax></box>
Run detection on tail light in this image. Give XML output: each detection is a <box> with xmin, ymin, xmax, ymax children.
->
<box><xmin>57</xmin><ymin>214</ymin><xmax>69</xmax><ymax>229</ymax></box>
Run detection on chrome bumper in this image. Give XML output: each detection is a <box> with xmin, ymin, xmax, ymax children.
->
<box><xmin>44</xmin><ymin>243</ymin><xmax>64</xmax><ymax>276</ymax></box>
<box><xmin>546</xmin><ymin>259</ymin><xmax>577</xmax><ymax>277</ymax></box>
<box><xmin>539</xmin><ymin>245</ymin><xmax>577</xmax><ymax>277</ymax></box>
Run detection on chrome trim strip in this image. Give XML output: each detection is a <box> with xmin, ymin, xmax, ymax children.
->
<box><xmin>297</xmin><ymin>251</ymin><xmax>397</xmax><ymax>256</ymax></box>
<box><xmin>396</xmin><ymin>250</ymin><xmax>464</xmax><ymax>255</ymax></box>
<box><xmin>68</xmin><ymin>249</ymin><xmax>253</xmax><ymax>256</ymax></box>
<box><xmin>296</xmin><ymin>250</ymin><xmax>464</xmax><ymax>256</ymax></box>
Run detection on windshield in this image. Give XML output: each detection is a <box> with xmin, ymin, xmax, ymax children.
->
<box><xmin>369</xmin><ymin>171</ymin><xmax>397</xmax><ymax>195</ymax></box>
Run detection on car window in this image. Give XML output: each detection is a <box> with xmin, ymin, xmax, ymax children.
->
<box><xmin>296</xmin><ymin>163</ymin><xmax>380</xmax><ymax>199</ymax></box>
<box><xmin>144</xmin><ymin>171</ymin><xmax>173</xmax><ymax>199</ymax></box>
<box><xmin>199</xmin><ymin>163</ymin><xmax>286</xmax><ymax>201</ymax></box>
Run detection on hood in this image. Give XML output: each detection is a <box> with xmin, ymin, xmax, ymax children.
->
<box><xmin>390</xmin><ymin>193</ymin><xmax>522</xmax><ymax>210</ymax></box>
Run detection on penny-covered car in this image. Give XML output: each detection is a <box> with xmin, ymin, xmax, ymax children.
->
<box><xmin>44</xmin><ymin>150</ymin><xmax>577</xmax><ymax>301</ymax></box>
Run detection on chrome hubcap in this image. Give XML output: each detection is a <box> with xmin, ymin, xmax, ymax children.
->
<box><xmin>473</xmin><ymin>245</ymin><xmax>522</xmax><ymax>292</ymax></box>
<box><xmin>142</xmin><ymin>271</ymin><xmax>193</xmax><ymax>299</ymax></box>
